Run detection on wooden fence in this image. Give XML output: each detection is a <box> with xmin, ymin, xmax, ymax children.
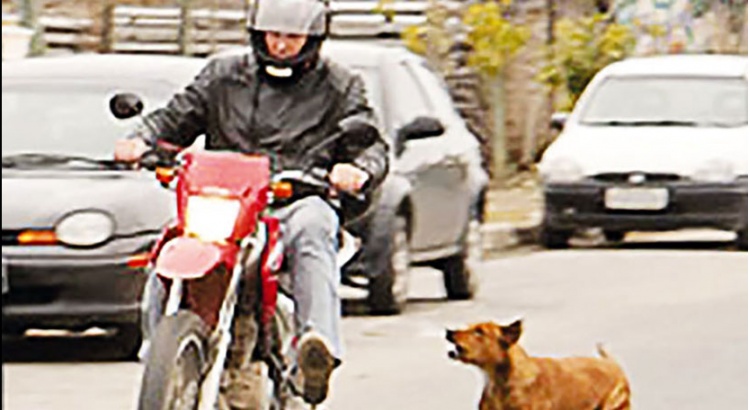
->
<box><xmin>3</xmin><ymin>1</ymin><xmax>434</xmax><ymax>55</ymax></box>
<box><xmin>3</xmin><ymin>12</ymin><xmax>97</xmax><ymax>52</ymax></box>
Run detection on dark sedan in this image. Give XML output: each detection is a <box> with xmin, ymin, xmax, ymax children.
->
<box><xmin>1</xmin><ymin>54</ymin><xmax>206</xmax><ymax>357</ymax></box>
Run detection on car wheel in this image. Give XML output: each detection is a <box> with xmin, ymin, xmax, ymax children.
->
<box><xmin>111</xmin><ymin>323</ymin><xmax>142</xmax><ymax>361</ymax></box>
<box><xmin>736</xmin><ymin>228</ymin><xmax>747</xmax><ymax>251</ymax></box>
<box><xmin>367</xmin><ymin>216</ymin><xmax>410</xmax><ymax>315</ymax></box>
<box><xmin>540</xmin><ymin>224</ymin><xmax>571</xmax><ymax>249</ymax></box>
<box><xmin>604</xmin><ymin>230</ymin><xmax>626</xmax><ymax>243</ymax></box>
<box><xmin>437</xmin><ymin>217</ymin><xmax>480</xmax><ymax>300</ymax></box>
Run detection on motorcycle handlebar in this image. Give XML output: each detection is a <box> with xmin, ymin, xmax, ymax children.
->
<box><xmin>272</xmin><ymin>167</ymin><xmax>366</xmax><ymax>203</ymax></box>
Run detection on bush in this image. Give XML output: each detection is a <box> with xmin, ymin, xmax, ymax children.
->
<box><xmin>536</xmin><ymin>13</ymin><xmax>636</xmax><ymax>111</ymax></box>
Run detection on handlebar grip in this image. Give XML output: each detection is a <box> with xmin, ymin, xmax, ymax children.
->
<box><xmin>139</xmin><ymin>149</ymin><xmax>177</xmax><ymax>171</ymax></box>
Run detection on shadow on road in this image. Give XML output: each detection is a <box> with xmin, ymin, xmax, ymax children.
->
<box><xmin>587</xmin><ymin>240</ymin><xmax>739</xmax><ymax>252</ymax></box>
<box><xmin>342</xmin><ymin>296</ymin><xmax>455</xmax><ymax>318</ymax></box>
<box><xmin>2</xmin><ymin>335</ymin><xmax>137</xmax><ymax>363</ymax></box>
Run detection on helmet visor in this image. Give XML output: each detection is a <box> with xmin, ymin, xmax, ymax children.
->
<box><xmin>248</xmin><ymin>0</ymin><xmax>327</xmax><ymax>37</ymax></box>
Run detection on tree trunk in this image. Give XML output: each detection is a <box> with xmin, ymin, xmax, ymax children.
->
<box><xmin>178</xmin><ymin>0</ymin><xmax>193</xmax><ymax>55</ymax></box>
<box><xmin>485</xmin><ymin>74</ymin><xmax>507</xmax><ymax>184</ymax></box>
<box><xmin>100</xmin><ymin>0</ymin><xmax>115</xmax><ymax>53</ymax></box>
<box><xmin>15</xmin><ymin>0</ymin><xmax>44</xmax><ymax>56</ymax></box>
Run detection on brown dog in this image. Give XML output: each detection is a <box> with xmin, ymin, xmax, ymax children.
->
<box><xmin>446</xmin><ymin>320</ymin><xmax>630</xmax><ymax>410</ymax></box>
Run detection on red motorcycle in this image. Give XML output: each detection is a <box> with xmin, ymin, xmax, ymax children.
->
<box><xmin>109</xmin><ymin>94</ymin><xmax>370</xmax><ymax>410</ymax></box>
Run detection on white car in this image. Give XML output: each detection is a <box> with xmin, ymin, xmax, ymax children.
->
<box><xmin>538</xmin><ymin>54</ymin><xmax>748</xmax><ymax>249</ymax></box>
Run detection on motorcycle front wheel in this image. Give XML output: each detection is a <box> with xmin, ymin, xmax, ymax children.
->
<box><xmin>138</xmin><ymin>310</ymin><xmax>208</xmax><ymax>410</ymax></box>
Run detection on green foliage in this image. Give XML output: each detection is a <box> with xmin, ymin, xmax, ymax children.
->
<box><xmin>402</xmin><ymin>1</ymin><xmax>458</xmax><ymax>72</ymax></box>
<box><xmin>402</xmin><ymin>0</ymin><xmax>529</xmax><ymax>77</ymax></box>
<box><xmin>462</xmin><ymin>1</ymin><xmax>529</xmax><ymax>77</ymax></box>
<box><xmin>402</xmin><ymin>24</ymin><xmax>428</xmax><ymax>56</ymax></box>
<box><xmin>536</xmin><ymin>13</ymin><xmax>636</xmax><ymax>111</ymax></box>
<box><xmin>375</xmin><ymin>0</ymin><xmax>397</xmax><ymax>22</ymax></box>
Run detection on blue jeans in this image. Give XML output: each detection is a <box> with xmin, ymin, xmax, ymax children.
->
<box><xmin>140</xmin><ymin>196</ymin><xmax>344</xmax><ymax>359</ymax></box>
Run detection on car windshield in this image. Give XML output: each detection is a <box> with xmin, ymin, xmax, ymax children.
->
<box><xmin>2</xmin><ymin>79</ymin><xmax>175</xmax><ymax>160</ymax></box>
<box><xmin>349</xmin><ymin>66</ymin><xmax>385</xmax><ymax>127</ymax></box>
<box><xmin>579</xmin><ymin>76</ymin><xmax>748</xmax><ymax>127</ymax></box>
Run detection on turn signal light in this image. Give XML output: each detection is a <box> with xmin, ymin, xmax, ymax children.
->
<box><xmin>272</xmin><ymin>182</ymin><xmax>293</xmax><ymax>199</ymax></box>
<box><xmin>17</xmin><ymin>230</ymin><xmax>57</xmax><ymax>245</ymax></box>
<box><xmin>127</xmin><ymin>252</ymin><xmax>151</xmax><ymax>269</ymax></box>
<box><xmin>156</xmin><ymin>167</ymin><xmax>176</xmax><ymax>185</ymax></box>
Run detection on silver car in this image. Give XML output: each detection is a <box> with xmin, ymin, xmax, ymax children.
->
<box><xmin>2</xmin><ymin>54</ymin><xmax>205</xmax><ymax>357</ymax></box>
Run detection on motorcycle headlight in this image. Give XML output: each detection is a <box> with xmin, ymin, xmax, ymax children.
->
<box><xmin>55</xmin><ymin>210</ymin><xmax>115</xmax><ymax>247</ymax></box>
<box><xmin>692</xmin><ymin>160</ymin><xmax>736</xmax><ymax>183</ymax></box>
<box><xmin>540</xmin><ymin>158</ymin><xmax>584</xmax><ymax>183</ymax></box>
<box><xmin>185</xmin><ymin>195</ymin><xmax>241</xmax><ymax>242</ymax></box>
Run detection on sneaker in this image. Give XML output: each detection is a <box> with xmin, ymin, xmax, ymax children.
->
<box><xmin>296</xmin><ymin>332</ymin><xmax>338</xmax><ymax>405</ymax></box>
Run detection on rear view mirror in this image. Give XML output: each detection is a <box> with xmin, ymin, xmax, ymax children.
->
<box><xmin>398</xmin><ymin>116</ymin><xmax>445</xmax><ymax>141</ymax></box>
<box><xmin>109</xmin><ymin>93</ymin><xmax>144</xmax><ymax>120</ymax></box>
<box><xmin>550</xmin><ymin>112</ymin><xmax>569</xmax><ymax>131</ymax></box>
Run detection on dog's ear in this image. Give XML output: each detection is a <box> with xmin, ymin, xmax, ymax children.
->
<box><xmin>501</xmin><ymin>319</ymin><xmax>523</xmax><ymax>346</ymax></box>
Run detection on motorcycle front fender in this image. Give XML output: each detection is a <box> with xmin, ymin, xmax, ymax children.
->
<box><xmin>155</xmin><ymin>236</ymin><xmax>237</xmax><ymax>279</ymax></box>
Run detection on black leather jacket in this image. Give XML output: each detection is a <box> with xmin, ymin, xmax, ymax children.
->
<box><xmin>139</xmin><ymin>51</ymin><xmax>389</xmax><ymax>192</ymax></box>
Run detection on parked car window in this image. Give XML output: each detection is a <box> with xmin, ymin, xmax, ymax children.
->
<box><xmin>409</xmin><ymin>61</ymin><xmax>464</xmax><ymax>123</ymax></box>
<box><xmin>387</xmin><ymin>62</ymin><xmax>432</xmax><ymax>132</ymax></box>
<box><xmin>579</xmin><ymin>76</ymin><xmax>748</xmax><ymax>127</ymax></box>
<box><xmin>349</xmin><ymin>66</ymin><xmax>386</xmax><ymax>131</ymax></box>
<box><xmin>2</xmin><ymin>79</ymin><xmax>174</xmax><ymax>158</ymax></box>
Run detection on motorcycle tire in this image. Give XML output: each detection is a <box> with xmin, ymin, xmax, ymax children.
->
<box><xmin>138</xmin><ymin>310</ymin><xmax>208</xmax><ymax>410</ymax></box>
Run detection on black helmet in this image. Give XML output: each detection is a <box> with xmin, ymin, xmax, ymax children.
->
<box><xmin>247</xmin><ymin>0</ymin><xmax>330</xmax><ymax>81</ymax></box>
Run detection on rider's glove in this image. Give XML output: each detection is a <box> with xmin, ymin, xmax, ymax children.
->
<box><xmin>125</xmin><ymin>121</ymin><xmax>156</xmax><ymax>146</ymax></box>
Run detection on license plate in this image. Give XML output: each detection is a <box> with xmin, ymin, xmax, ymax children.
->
<box><xmin>604</xmin><ymin>187</ymin><xmax>669</xmax><ymax>210</ymax></box>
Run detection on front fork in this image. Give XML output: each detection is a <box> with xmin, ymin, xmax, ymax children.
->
<box><xmin>199</xmin><ymin>229</ymin><xmax>266</xmax><ymax>410</ymax></box>
<box><xmin>140</xmin><ymin>225</ymin><xmax>267</xmax><ymax>410</ymax></box>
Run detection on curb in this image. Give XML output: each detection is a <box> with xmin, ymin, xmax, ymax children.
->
<box><xmin>482</xmin><ymin>212</ymin><xmax>542</xmax><ymax>253</ymax></box>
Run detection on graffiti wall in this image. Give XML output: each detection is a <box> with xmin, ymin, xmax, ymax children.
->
<box><xmin>613</xmin><ymin>0</ymin><xmax>747</xmax><ymax>54</ymax></box>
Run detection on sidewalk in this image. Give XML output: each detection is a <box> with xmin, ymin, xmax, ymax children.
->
<box><xmin>482</xmin><ymin>171</ymin><xmax>543</xmax><ymax>255</ymax></box>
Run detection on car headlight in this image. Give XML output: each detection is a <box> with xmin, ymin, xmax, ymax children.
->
<box><xmin>692</xmin><ymin>160</ymin><xmax>736</xmax><ymax>183</ymax></box>
<box><xmin>540</xmin><ymin>158</ymin><xmax>584</xmax><ymax>183</ymax></box>
<box><xmin>55</xmin><ymin>210</ymin><xmax>116</xmax><ymax>247</ymax></box>
<box><xmin>185</xmin><ymin>195</ymin><xmax>241</xmax><ymax>242</ymax></box>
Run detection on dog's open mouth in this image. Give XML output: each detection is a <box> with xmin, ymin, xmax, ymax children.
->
<box><xmin>447</xmin><ymin>344</ymin><xmax>465</xmax><ymax>360</ymax></box>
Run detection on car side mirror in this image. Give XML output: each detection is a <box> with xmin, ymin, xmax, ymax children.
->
<box><xmin>399</xmin><ymin>116</ymin><xmax>445</xmax><ymax>141</ymax></box>
<box><xmin>550</xmin><ymin>112</ymin><xmax>569</xmax><ymax>131</ymax></box>
<box><xmin>109</xmin><ymin>93</ymin><xmax>144</xmax><ymax>120</ymax></box>
<box><xmin>394</xmin><ymin>117</ymin><xmax>445</xmax><ymax>157</ymax></box>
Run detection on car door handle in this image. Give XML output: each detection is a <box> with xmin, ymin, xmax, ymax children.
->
<box><xmin>443</xmin><ymin>154</ymin><xmax>463</xmax><ymax>167</ymax></box>
<box><xmin>448</xmin><ymin>154</ymin><xmax>471</xmax><ymax>180</ymax></box>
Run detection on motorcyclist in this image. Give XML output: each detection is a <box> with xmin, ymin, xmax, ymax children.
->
<box><xmin>114</xmin><ymin>0</ymin><xmax>389</xmax><ymax>405</ymax></box>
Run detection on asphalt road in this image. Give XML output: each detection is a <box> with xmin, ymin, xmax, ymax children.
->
<box><xmin>3</xmin><ymin>238</ymin><xmax>747</xmax><ymax>410</ymax></box>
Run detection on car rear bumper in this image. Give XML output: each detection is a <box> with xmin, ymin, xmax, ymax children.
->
<box><xmin>2</xmin><ymin>254</ymin><xmax>146</xmax><ymax>331</ymax></box>
<box><xmin>543</xmin><ymin>179</ymin><xmax>748</xmax><ymax>232</ymax></box>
